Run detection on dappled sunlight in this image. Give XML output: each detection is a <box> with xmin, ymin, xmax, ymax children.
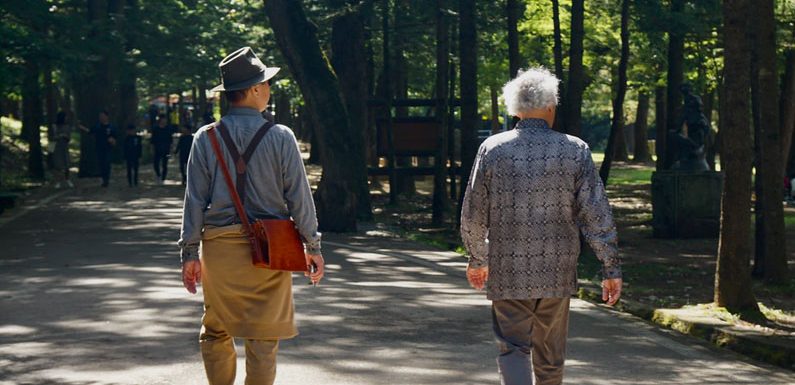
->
<box><xmin>1</xmin><ymin>171</ymin><xmax>792</xmax><ymax>384</ymax></box>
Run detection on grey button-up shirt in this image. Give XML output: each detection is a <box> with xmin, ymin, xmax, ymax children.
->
<box><xmin>178</xmin><ymin>107</ymin><xmax>321</xmax><ymax>262</ymax></box>
<box><xmin>460</xmin><ymin>118</ymin><xmax>621</xmax><ymax>300</ymax></box>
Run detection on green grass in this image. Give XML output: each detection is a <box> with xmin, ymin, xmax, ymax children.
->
<box><xmin>608</xmin><ymin>167</ymin><xmax>654</xmax><ymax>185</ymax></box>
<box><xmin>785</xmin><ymin>211</ymin><xmax>795</xmax><ymax>229</ymax></box>
<box><xmin>1</xmin><ymin>116</ymin><xmax>47</xmax><ymax>190</ymax></box>
<box><xmin>591</xmin><ymin>151</ymin><xmax>655</xmax><ymax>186</ymax></box>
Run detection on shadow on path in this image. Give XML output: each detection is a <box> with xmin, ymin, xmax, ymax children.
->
<box><xmin>0</xmin><ymin>169</ymin><xmax>792</xmax><ymax>384</ymax></box>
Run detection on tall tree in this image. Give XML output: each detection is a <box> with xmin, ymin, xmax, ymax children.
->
<box><xmin>116</xmin><ymin>0</ymin><xmax>138</xmax><ymax>134</ymax></box>
<box><xmin>264</xmin><ymin>0</ymin><xmax>369</xmax><ymax>232</ymax></box>
<box><xmin>432</xmin><ymin>0</ymin><xmax>451</xmax><ymax>226</ymax></box>
<box><xmin>633</xmin><ymin>91</ymin><xmax>652</xmax><ymax>162</ymax></box>
<box><xmin>506</xmin><ymin>0</ymin><xmax>522</xmax><ymax>78</ymax></box>
<box><xmin>563</xmin><ymin>0</ymin><xmax>585</xmax><ymax>137</ymax></box>
<box><xmin>458</xmin><ymin>0</ymin><xmax>478</xmax><ymax>221</ymax></box>
<box><xmin>392</xmin><ymin>0</ymin><xmax>416</xmax><ymax>196</ymax></box>
<box><xmin>22</xmin><ymin>59</ymin><xmax>44</xmax><ymax>180</ymax></box>
<box><xmin>551</xmin><ymin>0</ymin><xmax>565</xmax><ymax>131</ymax></box>
<box><xmin>655</xmin><ymin>85</ymin><xmax>666</xmax><ymax>170</ymax></box>
<box><xmin>715</xmin><ymin>0</ymin><xmax>759</xmax><ymax>315</ymax></box>
<box><xmin>77</xmin><ymin>0</ymin><xmax>111</xmax><ymax>178</ymax></box>
<box><xmin>781</xmin><ymin>26</ymin><xmax>795</xmax><ymax>185</ymax></box>
<box><xmin>750</xmin><ymin>0</ymin><xmax>787</xmax><ymax>282</ymax></box>
<box><xmin>599</xmin><ymin>0</ymin><xmax>630</xmax><ymax>184</ymax></box>
<box><xmin>664</xmin><ymin>0</ymin><xmax>685</xmax><ymax>169</ymax></box>
<box><xmin>330</xmin><ymin>1</ymin><xmax>373</xmax><ymax>220</ymax></box>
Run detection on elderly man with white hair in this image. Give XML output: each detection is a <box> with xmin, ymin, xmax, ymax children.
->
<box><xmin>460</xmin><ymin>67</ymin><xmax>622</xmax><ymax>385</ymax></box>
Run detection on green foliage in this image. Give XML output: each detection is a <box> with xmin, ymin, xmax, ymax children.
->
<box><xmin>0</xmin><ymin>0</ymin><xmax>792</xmax><ymax>150</ymax></box>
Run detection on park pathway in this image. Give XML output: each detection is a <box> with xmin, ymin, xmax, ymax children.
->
<box><xmin>0</xmin><ymin>168</ymin><xmax>793</xmax><ymax>385</ymax></box>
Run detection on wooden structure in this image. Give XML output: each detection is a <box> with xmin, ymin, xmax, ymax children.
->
<box><xmin>368</xmin><ymin>98</ymin><xmax>461</xmax><ymax>204</ymax></box>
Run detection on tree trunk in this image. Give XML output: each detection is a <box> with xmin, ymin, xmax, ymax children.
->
<box><xmin>614</xmin><ymin>123</ymin><xmax>629</xmax><ymax>161</ymax></box>
<box><xmin>664</xmin><ymin>0</ymin><xmax>685</xmax><ymax>169</ymax></box>
<box><xmin>117</xmin><ymin>0</ymin><xmax>137</xmax><ymax>134</ymax></box>
<box><xmin>715</xmin><ymin>0</ymin><xmax>760</xmax><ymax>315</ymax></box>
<box><xmin>380</xmin><ymin>0</ymin><xmax>398</xmax><ymax>204</ymax></box>
<box><xmin>752</xmin><ymin>0</ymin><xmax>788</xmax><ymax>282</ymax></box>
<box><xmin>599</xmin><ymin>0</ymin><xmax>630</xmax><ymax>184</ymax></box>
<box><xmin>432</xmin><ymin>0</ymin><xmax>451</xmax><ymax>226</ymax></box>
<box><xmin>780</xmin><ymin>28</ymin><xmax>795</xmax><ymax>181</ymax></box>
<box><xmin>703</xmin><ymin>89</ymin><xmax>718</xmax><ymax>170</ymax></box>
<box><xmin>331</xmin><ymin>3</ymin><xmax>373</xmax><ymax>220</ymax></box>
<box><xmin>78</xmin><ymin>0</ymin><xmax>110</xmax><ymax>178</ymax></box>
<box><xmin>265</xmin><ymin>0</ymin><xmax>368</xmax><ymax>232</ymax></box>
<box><xmin>633</xmin><ymin>91</ymin><xmax>651</xmax><ymax>162</ymax></box>
<box><xmin>506</xmin><ymin>0</ymin><xmax>522</xmax><ymax>78</ymax></box>
<box><xmin>22</xmin><ymin>59</ymin><xmax>45</xmax><ymax>180</ymax></box>
<box><xmin>655</xmin><ymin>85</ymin><xmax>666</xmax><ymax>170</ymax></box>
<box><xmin>275</xmin><ymin>87</ymin><xmax>291</xmax><ymax>125</ymax></box>
<box><xmin>551</xmin><ymin>0</ymin><xmax>565</xmax><ymax>132</ymax></box>
<box><xmin>44</xmin><ymin>60</ymin><xmax>57</xmax><ymax>139</ymax></box>
<box><xmin>563</xmin><ymin>0</ymin><xmax>584</xmax><ymax>137</ymax></box>
<box><xmin>393</xmin><ymin>0</ymin><xmax>415</xmax><ymax>196</ymax></box>
<box><xmin>457</xmin><ymin>0</ymin><xmax>478</xmax><ymax>223</ymax></box>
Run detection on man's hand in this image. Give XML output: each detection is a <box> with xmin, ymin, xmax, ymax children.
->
<box><xmin>304</xmin><ymin>253</ymin><xmax>325</xmax><ymax>286</ymax></box>
<box><xmin>467</xmin><ymin>265</ymin><xmax>489</xmax><ymax>291</ymax></box>
<box><xmin>182</xmin><ymin>260</ymin><xmax>202</xmax><ymax>294</ymax></box>
<box><xmin>602</xmin><ymin>278</ymin><xmax>622</xmax><ymax>306</ymax></box>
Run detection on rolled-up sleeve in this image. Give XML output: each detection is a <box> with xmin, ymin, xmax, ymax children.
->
<box><xmin>575</xmin><ymin>147</ymin><xmax>621</xmax><ymax>279</ymax></box>
<box><xmin>178</xmin><ymin>131</ymin><xmax>211</xmax><ymax>263</ymax></box>
<box><xmin>280</xmin><ymin>128</ymin><xmax>322</xmax><ymax>254</ymax></box>
<box><xmin>460</xmin><ymin>145</ymin><xmax>490</xmax><ymax>269</ymax></box>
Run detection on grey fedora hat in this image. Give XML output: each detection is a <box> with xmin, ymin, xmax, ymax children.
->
<box><xmin>210</xmin><ymin>47</ymin><xmax>280</xmax><ymax>92</ymax></box>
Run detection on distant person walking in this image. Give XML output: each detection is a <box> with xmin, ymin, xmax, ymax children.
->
<box><xmin>174</xmin><ymin>124</ymin><xmax>193</xmax><ymax>186</ymax></box>
<box><xmin>151</xmin><ymin>114</ymin><xmax>174</xmax><ymax>184</ymax></box>
<box><xmin>178</xmin><ymin>46</ymin><xmax>324</xmax><ymax>385</ymax></box>
<box><xmin>123</xmin><ymin>124</ymin><xmax>143</xmax><ymax>187</ymax></box>
<box><xmin>80</xmin><ymin>110</ymin><xmax>116</xmax><ymax>187</ymax></box>
<box><xmin>51</xmin><ymin>110</ymin><xmax>84</xmax><ymax>188</ymax></box>
<box><xmin>460</xmin><ymin>68</ymin><xmax>623</xmax><ymax>385</ymax></box>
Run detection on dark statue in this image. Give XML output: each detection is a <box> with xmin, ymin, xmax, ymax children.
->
<box><xmin>668</xmin><ymin>84</ymin><xmax>710</xmax><ymax>171</ymax></box>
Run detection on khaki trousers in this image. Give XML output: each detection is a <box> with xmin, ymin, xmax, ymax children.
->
<box><xmin>199</xmin><ymin>225</ymin><xmax>297</xmax><ymax>385</ymax></box>
<box><xmin>200</xmin><ymin>320</ymin><xmax>279</xmax><ymax>385</ymax></box>
<box><xmin>492</xmin><ymin>297</ymin><xmax>571</xmax><ymax>385</ymax></box>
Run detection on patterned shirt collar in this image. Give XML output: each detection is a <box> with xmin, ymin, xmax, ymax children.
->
<box><xmin>515</xmin><ymin>118</ymin><xmax>551</xmax><ymax>131</ymax></box>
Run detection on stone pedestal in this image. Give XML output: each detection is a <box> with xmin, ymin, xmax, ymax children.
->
<box><xmin>651</xmin><ymin>170</ymin><xmax>723</xmax><ymax>238</ymax></box>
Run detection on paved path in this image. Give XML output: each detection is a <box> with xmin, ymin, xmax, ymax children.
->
<box><xmin>0</xmin><ymin>173</ymin><xmax>793</xmax><ymax>385</ymax></box>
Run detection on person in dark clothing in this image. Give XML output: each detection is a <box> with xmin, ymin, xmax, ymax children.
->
<box><xmin>174</xmin><ymin>124</ymin><xmax>194</xmax><ymax>186</ymax></box>
<box><xmin>81</xmin><ymin>110</ymin><xmax>116</xmax><ymax>187</ymax></box>
<box><xmin>151</xmin><ymin>114</ymin><xmax>174</xmax><ymax>184</ymax></box>
<box><xmin>124</xmin><ymin>124</ymin><xmax>143</xmax><ymax>187</ymax></box>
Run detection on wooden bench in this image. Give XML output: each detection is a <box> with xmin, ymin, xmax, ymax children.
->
<box><xmin>369</xmin><ymin>117</ymin><xmax>442</xmax><ymax>176</ymax></box>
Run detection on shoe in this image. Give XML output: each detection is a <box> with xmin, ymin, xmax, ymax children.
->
<box><xmin>54</xmin><ymin>182</ymin><xmax>62</xmax><ymax>189</ymax></box>
<box><xmin>66</xmin><ymin>180</ymin><xmax>74</xmax><ymax>188</ymax></box>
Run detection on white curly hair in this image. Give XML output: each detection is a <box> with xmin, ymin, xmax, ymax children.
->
<box><xmin>502</xmin><ymin>67</ymin><xmax>560</xmax><ymax>116</ymax></box>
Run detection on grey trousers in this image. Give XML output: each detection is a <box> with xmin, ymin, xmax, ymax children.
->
<box><xmin>492</xmin><ymin>297</ymin><xmax>571</xmax><ymax>385</ymax></box>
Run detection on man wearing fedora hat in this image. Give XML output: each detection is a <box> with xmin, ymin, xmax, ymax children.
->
<box><xmin>178</xmin><ymin>46</ymin><xmax>325</xmax><ymax>385</ymax></box>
